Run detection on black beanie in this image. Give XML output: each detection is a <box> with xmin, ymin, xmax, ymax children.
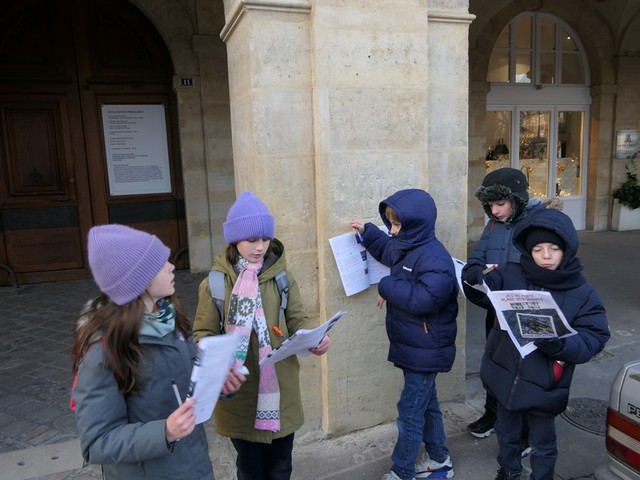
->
<box><xmin>475</xmin><ymin>168</ymin><xmax>529</xmax><ymax>204</ymax></box>
<box><xmin>475</xmin><ymin>168</ymin><xmax>529</xmax><ymax>222</ymax></box>
<box><xmin>524</xmin><ymin>228</ymin><xmax>566</xmax><ymax>253</ymax></box>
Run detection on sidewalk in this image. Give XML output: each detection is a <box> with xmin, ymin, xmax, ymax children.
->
<box><xmin>1</xmin><ymin>230</ymin><xmax>638</xmax><ymax>479</ymax></box>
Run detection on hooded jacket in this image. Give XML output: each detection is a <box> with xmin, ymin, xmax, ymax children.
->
<box><xmin>474</xmin><ymin>208</ymin><xmax>610</xmax><ymax>415</ymax></box>
<box><xmin>72</xmin><ymin>307</ymin><xmax>213</xmax><ymax>480</ymax></box>
<box><xmin>193</xmin><ymin>239</ymin><xmax>311</xmax><ymax>443</ymax></box>
<box><xmin>360</xmin><ymin>189</ymin><xmax>458</xmax><ymax>373</ymax></box>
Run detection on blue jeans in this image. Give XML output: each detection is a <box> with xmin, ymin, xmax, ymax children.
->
<box><xmin>391</xmin><ymin>370</ymin><xmax>449</xmax><ymax>480</ymax></box>
<box><xmin>496</xmin><ymin>403</ymin><xmax>557</xmax><ymax>480</ymax></box>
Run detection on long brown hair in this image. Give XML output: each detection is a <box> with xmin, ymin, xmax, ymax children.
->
<box><xmin>71</xmin><ymin>293</ymin><xmax>191</xmax><ymax>394</ymax></box>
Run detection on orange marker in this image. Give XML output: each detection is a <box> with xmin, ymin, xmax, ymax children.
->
<box><xmin>273</xmin><ymin>326</ymin><xmax>283</xmax><ymax>337</ymax></box>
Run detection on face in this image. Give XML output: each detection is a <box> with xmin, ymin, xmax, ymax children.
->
<box><xmin>146</xmin><ymin>261</ymin><xmax>176</xmax><ymax>304</ymax></box>
<box><xmin>531</xmin><ymin>243</ymin><xmax>564</xmax><ymax>270</ymax></box>
<box><xmin>237</xmin><ymin>238</ymin><xmax>271</xmax><ymax>263</ymax></box>
<box><xmin>385</xmin><ymin>207</ymin><xmax>402</xmax><ymax>236</ymax></box>
<box><xmin>488</xmin><ymin>199</ymin><xmax>513</xmax><ymax>222</ymax></box>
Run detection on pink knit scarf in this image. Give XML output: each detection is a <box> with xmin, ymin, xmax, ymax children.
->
<box><xmin>226</xmin><ymin>259</ymin><xmax>280</xmax><ymax>431</ymax></box>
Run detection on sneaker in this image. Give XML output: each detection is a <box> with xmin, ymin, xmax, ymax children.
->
<box><xmin>494</xmin><ymin>467</ymin><xmax>522</xmax><ymax>480</ymax></box>
<box><xmin>520</xmin><ymin>438</ymin><xmax>532</xmax><ymax>458</ymax></box>
<box><xmin>415</xmin><ymin>455</ymin><xmax>454</xmax><ymax>479</ymax></box>
<box><xmin>382</xmin><ymin>471</ymin><xmax>415</xmax><ymax>480</ymax></box>
<box><xmin>466</xmin><ymin>411</ymin><xmax>496</xmax><ymax>438</ymax></box>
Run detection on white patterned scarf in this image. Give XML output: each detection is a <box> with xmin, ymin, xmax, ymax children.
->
<box><xmin>226</xmin><ymin>257</ymin><xmax>280</xmax><ymax>431</ymax></box>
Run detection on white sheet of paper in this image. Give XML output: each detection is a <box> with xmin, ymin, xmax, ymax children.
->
<box><xmin>487</xmin><ymin>290</ymin><xmax>577</xmax><ymax>358</ymax></box>
<box><xmin>187</xmin><ymin>333</ymin><xmax>242</xmax><ymax>424</ymax></box>
<box><xmin>452</xmin><ymin>258</ymin><xmax>466</xmax><ymax>295</ymax></box>
<box><xmin>259</xmin><ymin>311</ymin><xmax>347</xmax><ymax>366</ymax></box>
<box><xmin>329</xmin><ymin>227</ymin><xmax>390</xmax><ymax>296</ymax></box>
<box><xmin>329</xmin><ymin>233</ymin><xmax>371</xmax><ymax>296</ymax></box>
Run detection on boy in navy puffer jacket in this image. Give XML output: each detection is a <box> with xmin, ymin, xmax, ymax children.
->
<box><xmin>352</xmin><ymin>189</ymin><xmax>458</xmax><ymax>480</ymax></box>
<box><xmin>463</xmin><ymin>208</ymin><xmax>610</xmax><ymax>480</ymax></box>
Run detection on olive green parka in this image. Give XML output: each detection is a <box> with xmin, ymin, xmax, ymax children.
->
<box><xmin>193</xmin><ymin>239</ymin><xmax>312</xmax><ymax>443</ymax></box>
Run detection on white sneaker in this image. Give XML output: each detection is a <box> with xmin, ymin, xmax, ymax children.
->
<box><xmin>415</xmin><ymin>454</ymin><xmax>454</xmax><ymax>479</ymax></box>
<box><xmin>382</xmin><ymin>471</ymin><xmax>416</xmax><ymax>480</ymax></box>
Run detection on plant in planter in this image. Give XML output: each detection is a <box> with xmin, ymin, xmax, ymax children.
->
<box><xmin>613</xmin><ymin>157</ymin><xmax>640</xmax><ymax>210</ymax></box>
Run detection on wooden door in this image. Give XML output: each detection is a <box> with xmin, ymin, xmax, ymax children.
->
<box><xmin>0</xmin><ymin>0</ymin><xmax>186</xmax><ymax>286</ymax></box>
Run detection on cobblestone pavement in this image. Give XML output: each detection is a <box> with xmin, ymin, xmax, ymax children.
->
<box><xmin>0</xmin><ymin>270</ymin><xmax>207</xmax><ymax>454</ymax></box>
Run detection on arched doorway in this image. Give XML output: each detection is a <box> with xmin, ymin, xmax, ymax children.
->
<box><xmin>483</xmin><ymin>13</ymin><xmax>590</xmax><ymax>229</ymax></box>
<box><xmin>0</xmin><ymin>0</ymin><xmax>186</xmax><ymax>286</ymax></box>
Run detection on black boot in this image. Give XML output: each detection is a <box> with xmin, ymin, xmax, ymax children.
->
<box><xmin>466</xmin><ymin>411</ymin><xmax>496</xmax><ymax>438</ymax></box>
<box><xmin>494</xmin><ymin>467</ymin><xmax>522</xmax><ymax>480</ymax></box>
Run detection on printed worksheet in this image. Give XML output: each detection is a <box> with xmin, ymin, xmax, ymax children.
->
<box><xmin>487</xmin><ymin>290</ymin><xmax>577</xmax><ymax>357</ymax></box>
<box><xmin>259</xmin><ymin>311</ymin><xmax>347</xmax><ymax>366</ymax></box>
<box><xmin>187</xmin><ymin>333</ymin><xmax>242</xmax><ymax>424</ymax></box>
<box><xmin>329</xmin><ymin>229</ymin><xmax>390</xmax><ymax>296</ymax></box>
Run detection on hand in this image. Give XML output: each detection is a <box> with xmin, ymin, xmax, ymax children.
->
<box><xmin>350</xmin><ymin>220</ymin><xmax>365</xmax><ymax>235</ymax></box>
<box><xmin>376</xmin><ymin>295</ymin><xmax>386</xmax><ymax>309</ymax></box>
<box><xmin>309</xmin><ymin>335</ymin><xmax>331</xmax><ymax>356</ymax></box>
<box><xmin>165</xmin><ymin>398</ymin><xmax>196</xmax><ymax>443</ymax></box>
<box><xmin>462</xmin><ymin>264</ymin><xmax>485</xmax><ymax>285</ymax></box>
<box><xmin>221</xmin><ymin>368</ymin><xmax>247</xmax><ymax>395</ymax></box>
<box><xmin>534</xmin><ymin>338</ymin><xmax>563</xmax><ymax>355</ymax></box>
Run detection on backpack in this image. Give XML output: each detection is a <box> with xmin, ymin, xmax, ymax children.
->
<box><xmin>208</xmin><ymin>270</ymin><xmax>289</xmax><ymax>334</ymax></box>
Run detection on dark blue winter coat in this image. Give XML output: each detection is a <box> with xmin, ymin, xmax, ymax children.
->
<box><xmin>466</xmin><ymin>199</ymin><xmax>544</xmax><ymax>269</ymax></box>
<box><xmin>360</xmin><ymin>189</ymin><xmax>458</xmax><ymax>373</ymax></box>
<box><xmin>472</xmin><ymin>209</ymin><xmax>610</xmax><ymax>416</ymax></box>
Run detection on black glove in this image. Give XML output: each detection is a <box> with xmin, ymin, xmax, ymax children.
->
<box><xmin>462</xmin><ymin>264</ymin><xmax>485</xmax><ymax>285</ymax></box>
<box><xmin>534</xmin><ymin>338</ymin><xmax>563</xmax><ymax>356</ymax></box>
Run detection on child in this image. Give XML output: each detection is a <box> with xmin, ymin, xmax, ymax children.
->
<box><xmin>463</xmin><ymin>208</ymin><xmax>610</xmax><ymax>480</ymax></box>
<box><xmin>463</xmin><ymin>167</ymin><xmax>546</xmax><ymax>441</ymax></box>
<box><xmin>71</xmin><ymin>224</ymin><xmax>243</xmax><ymax>479</ymax></box>
<box><xmin>351</xmin><ymin>188</ymin><xmax>458</xmax><ymax>480</ymax></box>
<box><xmin>193</xmin><ymin>191</ymin><xmax>330</xmax><ymax>480</ymax></box>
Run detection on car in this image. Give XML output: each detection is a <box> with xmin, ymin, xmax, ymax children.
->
<box><xmin>595</xmin><ymin>360</ymin><xmax>640</xmax><ymax>480</ymax></box>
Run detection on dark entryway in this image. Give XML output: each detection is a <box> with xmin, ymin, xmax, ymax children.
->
<box><xmin>0</xmin><ymin>0</ymin><xmax>187</xmax><ymax>286</ymax></box>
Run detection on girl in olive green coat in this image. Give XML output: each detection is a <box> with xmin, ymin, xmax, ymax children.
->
<box><xmin>194</xmin><ymin>192</ymin><xmax>330</xmax><ymax>480</ymax></box>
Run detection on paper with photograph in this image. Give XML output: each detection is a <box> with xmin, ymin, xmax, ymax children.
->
<box><xmin>329</xmin><ymin>228</ymin><xmax>390</xmax><ymax>296</ymax></box>
<box><xmin>487</xmin><ymin>289</ymin><xmax>578</xmax><ymax>358</ymax></box>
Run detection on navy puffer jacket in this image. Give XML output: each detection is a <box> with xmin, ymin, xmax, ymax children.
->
<box><xmin>477</xmin><ymin>209</ymin><xmax>610</xmax><ymax>415</ymax></box>
<box><xmin>360</xmin><ymin>189</ymin><xmax>458</xmax><ymax>373</ymax></box>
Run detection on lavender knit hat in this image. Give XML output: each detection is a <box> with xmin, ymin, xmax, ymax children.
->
<box><xmin>223</xmin><ymin>192</ymin><xmax>275</xmax><ymax>244</ymax></box>
<box><xmin>87</xmin><ymin>224</ymin><xmax>170</xmax><ymax>306</ymax></box>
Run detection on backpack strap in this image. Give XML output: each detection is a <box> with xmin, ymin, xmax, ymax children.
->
<box><xmin>274</xmin><ymin>271</ymin><xmax>290</xmax><ymax>330</ymax></box>
<box><xmin>208</xmin><ymin>270</ymin><xmax>226</xmax><ymax>334</ymax></box>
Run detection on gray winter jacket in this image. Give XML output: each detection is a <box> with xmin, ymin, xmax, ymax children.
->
<box><xmin>73</xmin><ymin>327</ymin><xmax>214</xmax><ymax>479</ymax></box>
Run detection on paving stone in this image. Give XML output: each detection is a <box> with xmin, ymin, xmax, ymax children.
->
<box><xmin>1</xmin><ymin>419</ymin><xmax>38</xmax><ymax>438</ymax></box>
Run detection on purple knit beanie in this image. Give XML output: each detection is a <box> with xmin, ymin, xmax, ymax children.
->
<box><xmin>87</xmin><ymin>224</ymin><xmax>170</xmax><ymax>306</ymax></box>
<box><xmin>223</xmin><ymin>192</ymin><xmax>275</xmax><ymax>244</ymax></box>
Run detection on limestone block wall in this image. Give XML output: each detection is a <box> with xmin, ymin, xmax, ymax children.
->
<box><xmin>311</xmin><ymin>0</ymin><xmax>471</xmax><ymax>434</ymax></box>
<box><xmin>147</xmin><ymin>0</ymin><xmax>473</xmax><ymax>442</ymax></box>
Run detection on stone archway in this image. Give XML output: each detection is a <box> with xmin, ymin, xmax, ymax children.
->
<box><xmin>0</xmin><ymin>0</ymin><xmax>187</xmax><ymax>284</ymax></box>
<box><xmin>130</xmin><ymin>0</ymin><xmax>235</xmax><ymax>270</ymax></box>
<box><xmin>468</xmin><ymin>0</ymin><xmax>618</xmax><ymax>234</ymax></box>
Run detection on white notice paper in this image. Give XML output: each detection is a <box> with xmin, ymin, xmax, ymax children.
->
<box><xmin>329</xmin><ymin>229</ymin><xmax>390</xmax><ymax>296</ymax></box>
<box><xmin>259</xmin><ymin>311</ymin><xmax>347</xmax><ymax>366</ymax></box>
<box><xmin>188</xmin><ymin>333</ymin><xmax>242</xmax><ymax>424</ymax></box>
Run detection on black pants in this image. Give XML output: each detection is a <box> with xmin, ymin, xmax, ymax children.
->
<box><xmin>485</xmin><ymin>310</ymin><xmax>529</xmax><ymax>444</ymax></box>
<box><xmin>231</xmin><ymin>433</ymin><xmax>295</xmax><ymax>480</ymax></box>
<box><xmin>485</xmin><ymin>309</ymin><xmax>498</xmax><ymax>415</ymax></box>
